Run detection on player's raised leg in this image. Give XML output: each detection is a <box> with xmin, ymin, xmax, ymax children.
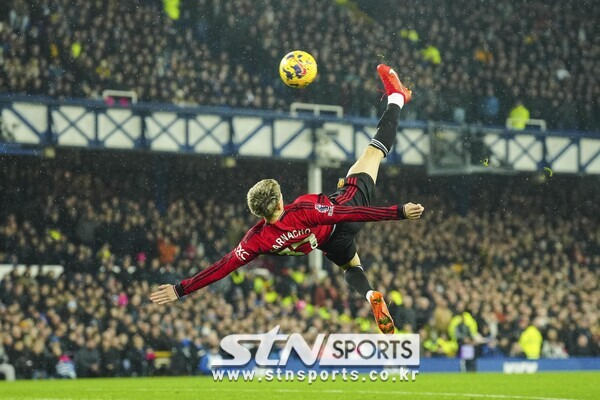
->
<box><xmin>340</xmin><ymin>253</ymin><xmax>395</xmax><ymax>334</ymax></box>
<box><xmin>346</xmin><ymin>64</ymin><xmax>412</xmax><ymax>184</ymax></box>
<box><xmin>338</xmin><ymin>65</ymin><xmax>412</xmax><ymax>334</ymax></box>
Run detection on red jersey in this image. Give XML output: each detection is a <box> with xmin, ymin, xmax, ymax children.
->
<box><xmin>174</xmin><ymin>194</ymin><xmax>403</xmax><ymax>297</ymax></box>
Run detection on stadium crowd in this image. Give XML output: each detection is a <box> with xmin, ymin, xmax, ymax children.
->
<box><xmin>0</xmin><ymin>0</ymin><xmax>599</xmax><ymax>131</ymax></box>
<box><xmin>0</xmin><ymin>156</ymin><xmax>598</xmax><ymax>379</ymax></box>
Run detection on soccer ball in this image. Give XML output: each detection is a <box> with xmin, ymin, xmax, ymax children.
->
<box><xmin>279</xmin><ymin>51</ymin><xmax>318</xmax><ymax>88</ymax></box>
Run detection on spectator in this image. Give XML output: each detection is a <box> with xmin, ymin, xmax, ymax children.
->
<box><xmin>391</xmin><ymin>294</ymin><xmax>417</xmax><ymax>333</ymax></box>
<box><xmin>75</xmin><ymin>338</ymin><xmax>101</xmax><ymax>378</ymax></box>
<box><xmin>422</xmin><ymin>45</ymin><xmax>441</xmax><ymax>65</ymax></box>
<box><xmin>56</xmin><ymin>355</ymin><xmax>77</xmax><ymax>379</ymax></box>
<box><xmin>30</xmin><ymin>340</ymin><xmax>47</xmax><ymax>379</ymax></box>
<box><xmin>570</xmin><ymin>335</ymin><xmax>596</xmax><ymax>357</ymax></box>
<box><xmin>8</xmin><ymin>0</ymin><xmax>29</xmax><ymax>32</ymax></box>
<box><xmin>100</xmin><ymin>337</ymin><xmax>120</xmax><ymax>377</ymax></box>
<box><xmin>556</xmin><ymin>93</ymin><xmax>579</xmax><ymax>130</ymax></box>
<box><xmin>454</xmin><ymin>317</ymin><xmax>472</xmax><ymax>348</ymax></box>
<box><xmin>158</xmin><ymin>236</ymin><xmax>178</xmax><ymax>265</ymax></box>
<box><xmin>480</xmin><ymin>87</ymin><xmax>500</xmax><ymax>125</ymax></box>
<box><xmin>199</xmin><ymin>334</ymin><xmax>222</xmax><ymax>375</ymax></box>
<box><xmin>541</xmin><ymin>329</ymin><xmax>568</xmax><ymax>359</ymax></box>
<box><xmin>0</xmin><ymin>338</ymin><xmax>16</xmax><ymax>381</ymax></box>
<box><xmin>124</xmin><ymin>335</ymin><xmax>152</xmax><ymax>377</ymax></box>
<box><xmin>518</xmin><ymin>320</ymin><xmax>543</xmax><ymax>360</ymax></box>
<box><xmin>170</xmin><ymin>336</ymin><xmax>199</xmax><ymax>376</ymax></box>
<box><xmin>507</xmin><ymin>100</ymin><xmax>531</xmax><ymax>130</ymax></box>
<box><xmin>478</xmin><ymin>325</ymin><xmax>504</xmax><ymax>358</ymax></box>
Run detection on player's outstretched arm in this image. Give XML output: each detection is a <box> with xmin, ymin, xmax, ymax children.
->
<box><xmin>150</xmin><ymin>244</ymin><xmax>258</xmax><ymax>305</ymax></box>
<box><xmin>302</xmin><ymin>201</ymin><xmax>424</xmax><ymax>226</ymax></box>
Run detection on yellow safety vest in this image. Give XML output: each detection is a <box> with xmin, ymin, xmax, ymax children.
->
<box><xmin>508</xmin><ymin>105</ymin><xmax>530</xmax><ymax>130</ymax></box>
<box><xmin>519</xmin><ymin>326</ymin><xmax>543</xmax><ymax>359</ymax></box>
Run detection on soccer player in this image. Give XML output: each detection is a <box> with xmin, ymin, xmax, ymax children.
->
<box><xmin>150</xmin><ymin>64</ymin><xmax>424</xmax><ymax>334</ymax></box>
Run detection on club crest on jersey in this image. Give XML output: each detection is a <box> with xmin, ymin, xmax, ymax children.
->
<box><xmin>337</xmin><ymin>178</ymin><xmax>345</xmax><ymax>189</ymax></box>
<box><xmin>315</xmin><ymin>203</ymin><xmax>334</xmax><ymax>216</ymax></box>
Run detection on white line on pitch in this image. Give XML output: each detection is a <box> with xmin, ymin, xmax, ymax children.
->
<box><xmin>85</xmin><ymin>386</ymin><xmax>579</xmax><ymax>400</ymax></box>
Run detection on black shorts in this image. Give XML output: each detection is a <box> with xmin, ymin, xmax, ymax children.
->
<box><xmin>319</xmin><ymin>172</ymin><xmax>376</xmax><ymax>265</ymax></box>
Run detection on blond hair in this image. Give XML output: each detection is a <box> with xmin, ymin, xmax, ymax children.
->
<box><xmin>247</xmin><ymin>179</ymin><xmax>282</xmax><ymax>219</ymax></box>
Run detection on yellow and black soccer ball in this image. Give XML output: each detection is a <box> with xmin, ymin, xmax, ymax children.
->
<box><xmin>279</xmin><ymin>51</ymin><xmax>318</xmax><ymax>88</ymax></box>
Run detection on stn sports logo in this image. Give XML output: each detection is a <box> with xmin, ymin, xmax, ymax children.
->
<box><xmin>214</xmin><ymin>326</ymin><xmax>420</xmax><ymax>367</ymax></box>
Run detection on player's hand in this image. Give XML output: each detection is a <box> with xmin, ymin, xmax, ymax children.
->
<box><xmin>150</xmin><ymin>284</ymin><xmax>178</xmax><ymax>305</ymax></box>
<box><xmin>403</xmin><ymin>202</ymin><xmax>424</xmax><ymax>220</ymax></box>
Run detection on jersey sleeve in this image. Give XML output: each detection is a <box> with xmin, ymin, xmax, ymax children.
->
<box><xmin>174</xmin><ymin>234</ymin><xmax>260</xmax><ymax>297</ymax></box>
<box><xmin>299</xmin><ymin>202</ymin><xmax>405</xmax><ymax>226</ymax></box>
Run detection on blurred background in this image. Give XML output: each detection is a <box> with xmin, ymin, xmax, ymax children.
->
<box><xmin>0</xmin><ymin>0</ymin><xmax>599</xmax><ymax>380</ymax></box>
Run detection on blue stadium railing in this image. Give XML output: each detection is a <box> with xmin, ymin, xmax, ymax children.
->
<box><xmin>0</xmin><ymin>94</ymin><xmax>599</xmax><ymax>175</ymax></box>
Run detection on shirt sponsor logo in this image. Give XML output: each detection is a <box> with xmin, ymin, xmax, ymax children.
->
<box><xmin>315</xmin><ymin>203</ymin><xmax>334</xmax><ymax>216</ymax></box>
<box><xmin>234</xmin><ymin>244</ymin><xmax>250</xmax><ymax>261</ymax></box>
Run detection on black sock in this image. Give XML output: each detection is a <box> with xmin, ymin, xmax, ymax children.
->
<box><xmin>369</xmin><ymin>104</ymin><xmax>401</xmax><ymax>157</ymax></box>
<box><xmin>344</xmin><ymin>265</ymin><xmax>373</xmax><ymax>297</ymax></box>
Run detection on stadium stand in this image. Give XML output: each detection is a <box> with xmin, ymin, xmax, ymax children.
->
<box><xmin>0</xmin><ymin>155</ymin><xmax>598</xmax><ymax>378</ymax></box>
<box><xmin>0</xmin><ymin>0</ymin><xmax>598</xmax><ymax>130</ymax></box>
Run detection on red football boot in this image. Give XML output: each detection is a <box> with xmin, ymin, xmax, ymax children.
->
<box><xmin>377</xmin><ymin>64</ymin><xmax>412</xmax><ymax>104</ymax></box>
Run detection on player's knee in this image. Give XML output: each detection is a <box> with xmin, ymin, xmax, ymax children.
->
<box><xmin>338</xmin><ymin>253</ymin><xmax>361</xmax><ymax>270</ymax></box>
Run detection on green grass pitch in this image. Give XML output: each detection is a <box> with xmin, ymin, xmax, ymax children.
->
<box><xmin>0</xmin><ymin>372</ymin><xmax>598</xmax><ymax>400</ymax></box>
